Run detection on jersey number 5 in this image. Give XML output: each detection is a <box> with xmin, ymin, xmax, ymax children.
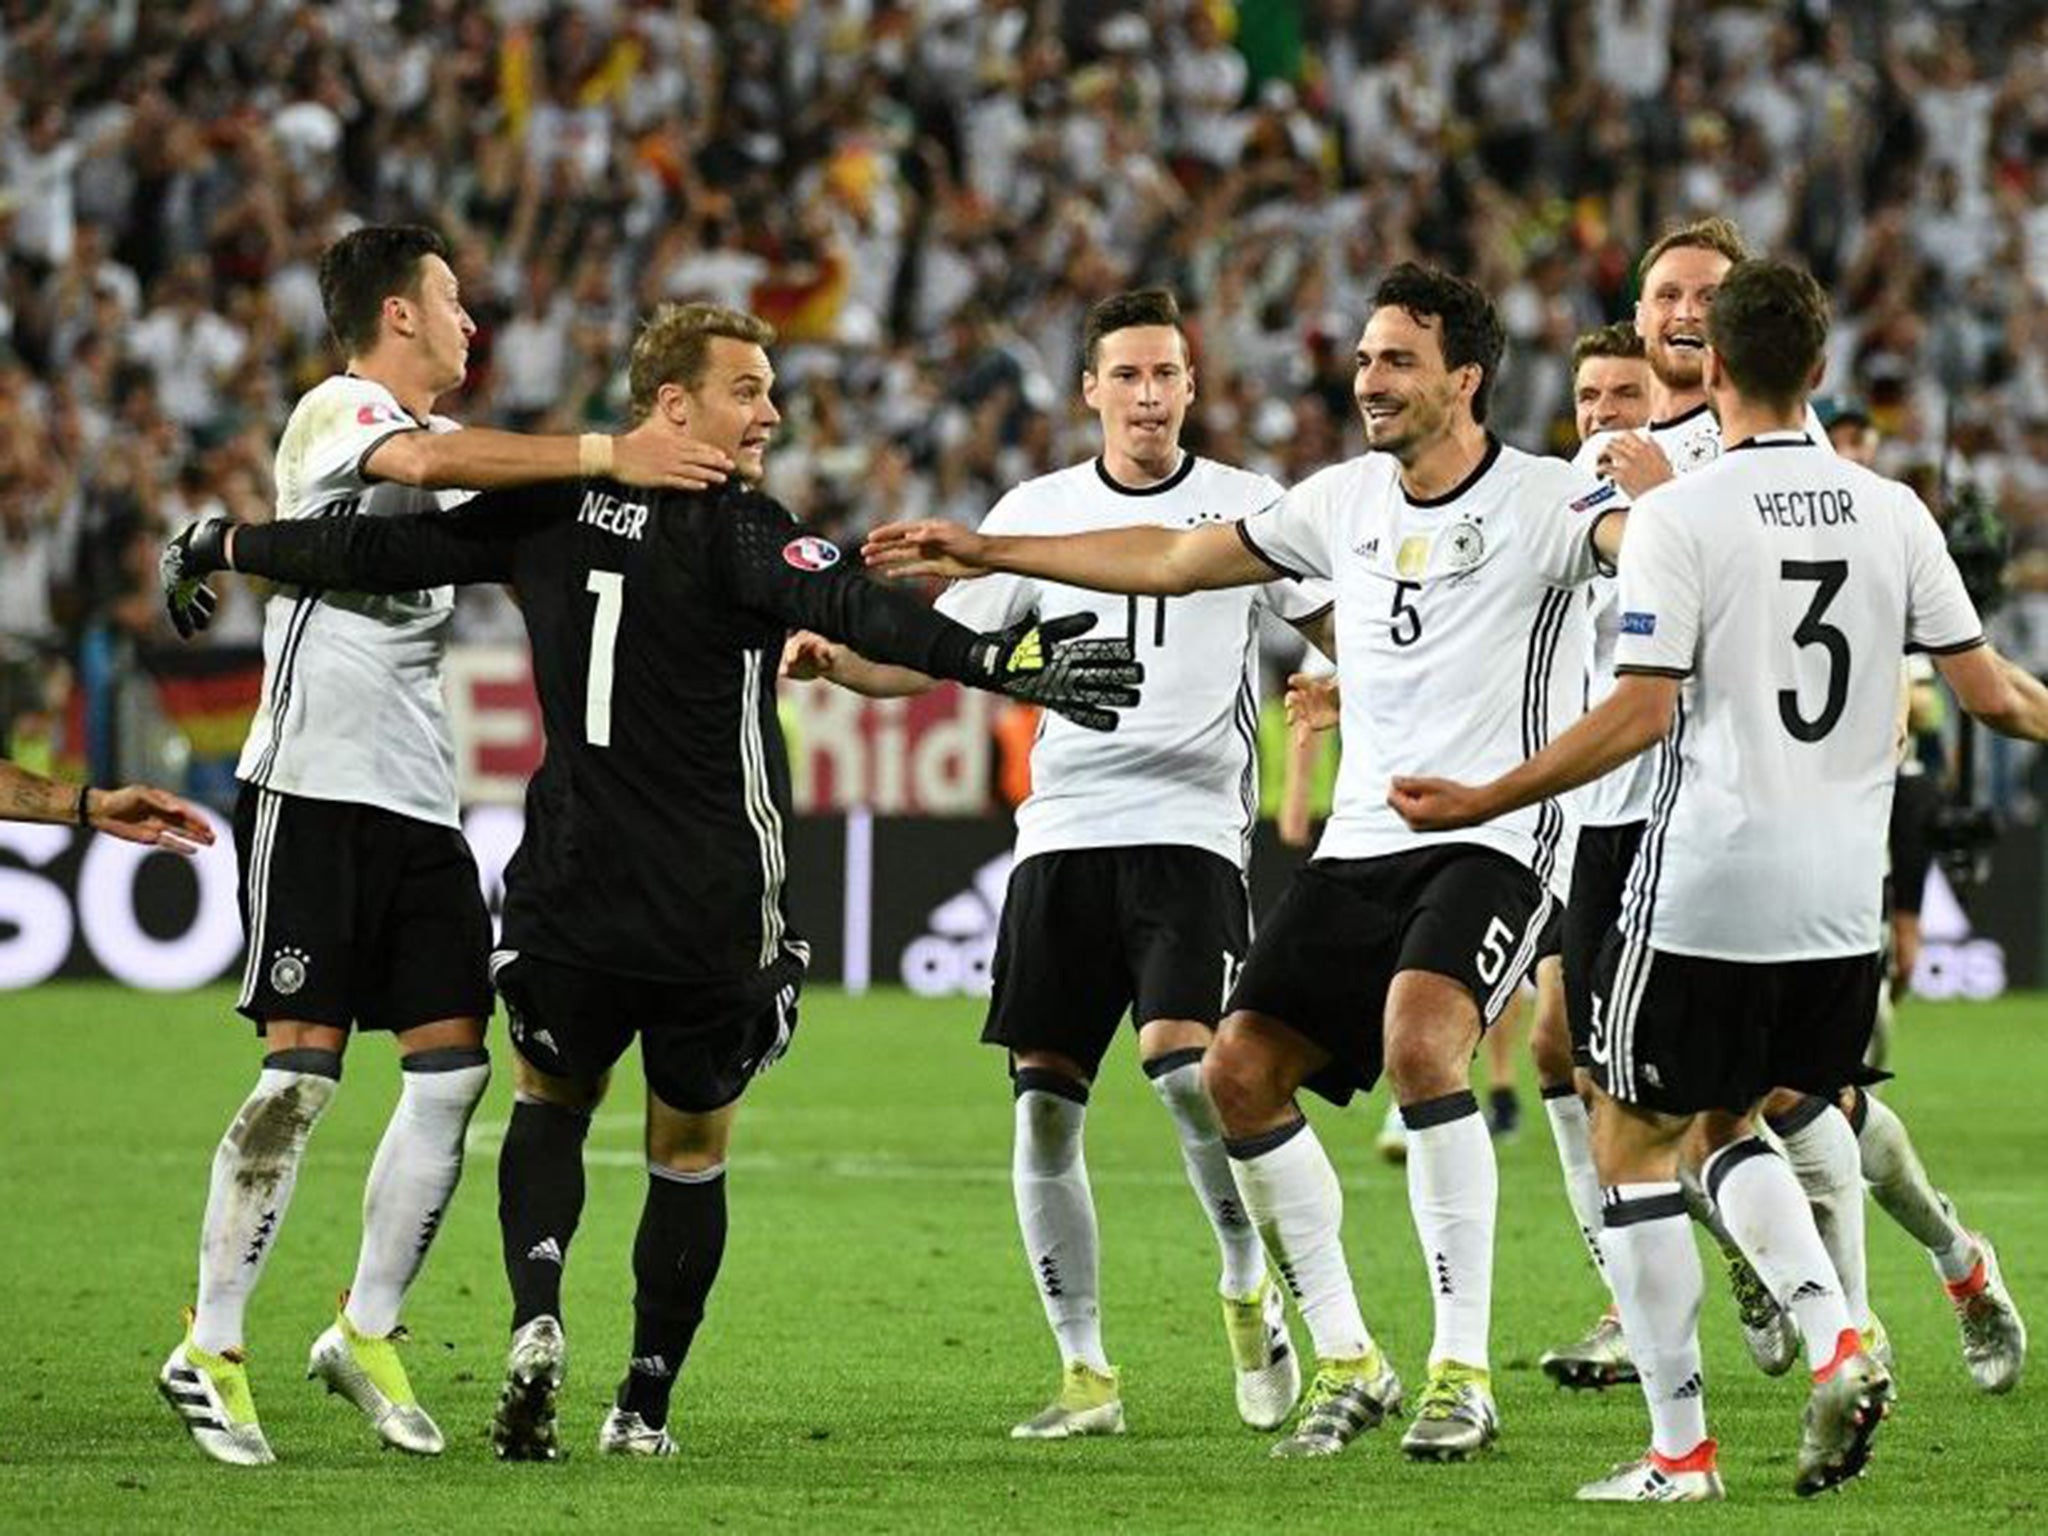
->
<box><xmin>585</xmin><ymin>570</ymin><xmax>624</xmax><ymax>747</ymax></box>
<box><xmin>1390</xmin><ymin>580</ymin><xmax>1422</xmax><ymax>647</ymax></box>
<box><xmin>1778</xmin><ymin>559</ymin><xmax>1849</xmax><ymax>743</ymax></box>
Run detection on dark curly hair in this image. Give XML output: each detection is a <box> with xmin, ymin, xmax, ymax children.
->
<box><xmin>1371</xmin><ymin>262</ymin><xmax>1506</xmax><ymax>423</ymax></box>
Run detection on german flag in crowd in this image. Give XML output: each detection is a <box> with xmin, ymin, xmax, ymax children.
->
<box><xmin>142</xmin><ymin>645</ymin><xmax>266</xmax><ymax>760</ymax></box>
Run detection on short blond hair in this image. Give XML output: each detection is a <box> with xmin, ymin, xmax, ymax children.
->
<box><xmin>1638</xmin><ymin>217</ymin><xmax>1750</xmax><ymax>285</ymax></box>
<box><xmin>628</xmin><ymin>302</ymin><xmax>776</xmax><ymax>421</ymax></box>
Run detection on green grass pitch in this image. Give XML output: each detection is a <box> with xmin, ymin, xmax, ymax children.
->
<box><xmin>0</xmin><ymin>984</ymin><xmax>2042</xmax><ymax>1532</ymax></box>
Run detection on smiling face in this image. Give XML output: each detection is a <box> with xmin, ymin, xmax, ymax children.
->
<box><xmin>1353</xmin><ymin>305</ymin><xmax>1476</xmax><ymax>463</ymax></box>
<box><xmin>1574</xmin><ymin>354</ymin><xmax>1653</xmax><ymax>441</ymax></box>
<box><xmin>1082</xmin><ymin>324</ymin><xmax>1192</xmax><ymax>478</ymax></box>
<box><xmin>1635</xmin><ymin>244</ymin><xmax>1732</xmax><ymax>396</ymax></box>
<box><xmin>664</xmin><ymin>336</ymin><xmax>779</xmax><ymax>481</ymax></box>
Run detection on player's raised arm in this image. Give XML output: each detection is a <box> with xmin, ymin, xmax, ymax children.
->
<box><xmin>362</xmin><ymin>411</ymin><xmax>732</xmax><ymax>494</ymax></box>
<box><xmin>721</xmin><ymin>497</ymin><xmax>1141</xmax><ymax>730</ymax></box>
<box><xmin>161</xmin><ymin>507</ymin><xmax>535</xmax><ymax>635</ymax></box>
<box><xmin>862</xmin><ymin>516</ymin><xmax>1273</xmax><ymax>596</ymax></box>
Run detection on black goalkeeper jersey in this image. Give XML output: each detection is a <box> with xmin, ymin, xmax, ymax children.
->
<box><xmin>232</xmin><ymin>480</ymin><xmax>996</xmax><ymax>986</ymax></box>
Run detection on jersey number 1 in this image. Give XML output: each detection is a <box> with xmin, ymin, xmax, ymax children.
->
<box><xmin>585</xmin><ymin>570</ymin><xmax>624</xmax><ymax>746</ymax></box>
<box><xmin>1778</xmin><ymin>559</ymin><xmax>1849</xmax><ymax>742</ymax></box>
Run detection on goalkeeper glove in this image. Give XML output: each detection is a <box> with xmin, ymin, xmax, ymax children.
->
<box><xmin>160</xmin><ymin>517</ymin><xmax>232</xmax><ymax>639</ymax></box>
<box><xmin>971</xmin><ymin>612</ymin><xmax>1142</xmax><ymax>732</ymax></box>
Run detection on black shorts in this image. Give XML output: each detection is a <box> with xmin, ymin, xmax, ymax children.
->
<box><xmin>1889</xmin><ymin>772</ymin><xmax>1941</xmax><ymax>916</ymax></box>
<box><xmin>493</xmin><ymin>947</ymin><xmax>806</xmax><ymax>1114</ymax></box>
<box><xmin>1534</xmin><ymin>904</ymin><xmax>1564</xmax><ymax>966</ymax></box>
<box><xmin>1562</xmin><ymin>821</ymin><xmax>1645</xmax><ymax>1069</ymax></box>
<box><xmin>233</xmin><ymin>783</ymin><xmax>492</xmax><ymax>1033</ymax></box>
<box><xmin>1587</xmin><ymin>935</ymin><xmax>1882</xmax><ymax>1115</ymax></box>
<box><xmin>1226</xmin><ymin>845</ymin><xmax>1546</xmax><ymax>1106</ymax></box>
<box><xmin>982</xmin><ymin>845</ymin><xmax>1250</xmax><ymax>1078</ymax></box>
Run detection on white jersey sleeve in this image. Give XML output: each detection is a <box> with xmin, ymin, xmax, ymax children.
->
<box><xmin>1611</xmin><ymin>493</ymin><xmax>1701</xmax><ymax>677</ymax></box>
<box><xmin>1523</xmin><ymin>459</ymin><xmax>1624</xmax><ymax>587</ymax></box>
<box><xmin>1237</xmin><ymin>471</ymin><xmax>1337</xmax><ymax>581</ymax></box>
<box><xmin>276</xmin><ymin>376</ymin><xmax>429</xmax><ymax>517</ymax></box>
<box><xmin>1901</xmin><ymin>490</ymin><xmax>1986</xmax><ymax>654</ymax></box>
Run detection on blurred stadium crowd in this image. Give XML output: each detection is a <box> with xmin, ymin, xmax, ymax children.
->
<box><xmin>2</xmin><ymin>0</ymin><xmax>2046</xmax><ymax>804</ymax></box>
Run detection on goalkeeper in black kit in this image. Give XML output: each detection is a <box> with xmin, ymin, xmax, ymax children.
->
<box><xmin>162</xmin><ymin>302</ymin><xmax>1140</xmax><ymax>1461</ymax></box>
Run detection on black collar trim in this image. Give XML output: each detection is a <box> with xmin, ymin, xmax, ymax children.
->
<box><xmin>1649</xmin><ymin>400</ymin><xmax>1711</xmax><ymax>432</ymax></box>
<box><xmin>1728</xmin><ymin>433</ymin><xmax>1816</xmax><ymax>452</ymax></box>
<box><xmin>1095</xmin><ymin>452</ymin><xmax>1196</xmax><ymax>497</ymax></box>
<box><xmin>1404</xmin><ymin>434</ymin><xmax>1502</xmax><ymax>508</ymax></box>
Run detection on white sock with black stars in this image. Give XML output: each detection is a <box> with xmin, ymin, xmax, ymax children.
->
<box><xmin>1227</xmin><ymin>1117</ymin><xmax>1378</xmax><ymax>1363</ymax></box>
<box><xmin>1145</xmin><ymin>1049</ymin><xmax>1267</xmax><ymax>1299</ymax></box>
<box><xmin>1404</xmin><ymin>1090</ymin><xmax>1497</xmax><ymax>1371</ymax></box>
<box><xmin>1541</xmin><ymin>1085</ymin><xmax>1613</xmax><ymax>1292</ymax></box>
<box><xmin>192</xmin><ymin>1049</ymin><xmax>342</xmax><ymax>1355</ymax></box>
<box><xmin>1012</xmin><ymin>1070</ymin><xmax>1108</xmax><ymax>1373</ymax></box>
<box><xmin>345</xmin><ymin>1047</ymin><xmax>491</xmax><ymax>1338</ymax></box>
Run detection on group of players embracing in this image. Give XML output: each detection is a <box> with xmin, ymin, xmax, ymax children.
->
<box><xmin>154</xmin><ymin>208</ymin><xmax>2039</xmax><ymax>1504</ymax></box>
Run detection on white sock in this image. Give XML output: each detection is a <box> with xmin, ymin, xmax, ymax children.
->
<box><xmin>1145</xmin><ymin>1050</ymin><xmax>1267</xmax><ymax>1299</ymax></box>
<box><xmin>1602</xmin><ymin>1184</ymin><xmax>1708</xmax><ymax>1460</ymax></box>
<box><xmin>1679</xmin><ymin>1159</ymin><xmax>1742</xmax><ymax>1258</ymax></box>
<box><xmin>1012</xmin><ymin>1073</ymin><xmax>1107</xmax><ymax>1373</ymax></box>
<box><xmin>1706</xmin><ymin>1138</ymin><xmax>1852</xmax><ymax>1372</ymax></box>
<box><xmin>192</xmin><ymin>1049</ymin><xmax>342</xmax><ymax>1354</ymax></box>
<box><xmin>344</xmin><ymin>1048</ymin><xmax>491</xmax><ymax>1338</ymax></box>
<box><xmin>1541</xmin><ymin>1085</ymin><xmax>1613</xmax><ymax>1293</ymax></box>
<box><xmin>1403</xmin><ymin>1091</ymin><xmax>1497</xmax><ymax>1371</ymax></box>
<box><xmin>1769</xmin><ymin>1096</ymin><xmax>1869</xmax><ymax>1331</ymax></box>
<box><xmin>1853</xmin><ymin>1090</ymin><xmax>1977</xmax><ymax>1282</ymax></box>
<box><xmin>1227</xmin><ymin>1118</ymin><xmax>1376</xmax><ymax>1362</ymax></box>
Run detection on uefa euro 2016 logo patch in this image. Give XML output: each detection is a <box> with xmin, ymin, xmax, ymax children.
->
<box><xmin>1570</xmin><ymin>482</ymin><xmax>1620</xmax><ymax>515</ymax></box>
<box><xmin>782</xmin><ymin>535</ymin><xmax>842</xmax><ymax>572</ymax></box>
<box><xmin>1620</xmin><ymin>612</ymin><xmax>1657</xmax><ymax>635</ymax></box>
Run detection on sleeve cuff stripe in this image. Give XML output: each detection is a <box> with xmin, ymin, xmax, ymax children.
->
<box><xmin>1910</xmin><ymin>635</ymin><xmax>1987</xmax><ymax>657</ymax></box>
<box><xmin>355</xmin><ymin>426</ymin><xmax>423</xmax><ymax>483</ymax></box>
<box><xmin>1293</xmin><ymin>600</ymin><xmax>1335</xmax><ymax>627</ymax></box>
<box><xmin>1614</xmin><ymin>663</ymin><xmax>1692</xmax><ymax>679</ymax></box>
<box><xmin>1237</xmin><ymin>521</ymin><xmax>1299</xmax><ymax>580</ymax></box>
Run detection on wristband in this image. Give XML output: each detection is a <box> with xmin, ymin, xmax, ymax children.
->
<box><xmin>579</xmin><ymin>433</ymin><xmax>614</xmax><ymax>478</ymax></box>
<box><xmin>74</xmin><ymin>784</ymin><xmax>92</xmax><ymax>827</ymax></box>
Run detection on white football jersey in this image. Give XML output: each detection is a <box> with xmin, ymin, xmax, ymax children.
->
<box><xmin>1239</xmin><ymin>439</ymin><xmax>1614</xmax><ymax>885</ymax></box>
<box><xmin>1612</xmin><ymin>432</ymin><xmax>1983</xmax><ymax>961</ymax></box>
<box><xmin>1573</xmin><ymin>401</ymin><xmax>1830</xmax><ymax>824</ymax></box>
<box><xmin>937</xmin><ymin>454</ymin><xmax>1331</xmax><ymax>869</ymax></box>
<box><xmin>236</xmin><ymin>374</ymin><xmax>473</xmax><ymax>827</ymax></box>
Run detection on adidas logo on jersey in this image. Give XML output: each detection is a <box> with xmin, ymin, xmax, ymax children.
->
<box><xmin>899</xmin><ymin>854</ymin><xmax>1012</xmax><ymax>997</ymax></box>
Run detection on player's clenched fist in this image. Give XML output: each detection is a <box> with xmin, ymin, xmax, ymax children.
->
<box><xmin>1386</xmin><ymin>775</ymin><xmax>1493</xmax><ymax>832</ymax></box>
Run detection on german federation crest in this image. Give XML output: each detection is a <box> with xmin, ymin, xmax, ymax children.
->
<box><xmin>1445</xmin><ymin>520</ymin><xmax>1484</xmax><ymax>570</ymax></box>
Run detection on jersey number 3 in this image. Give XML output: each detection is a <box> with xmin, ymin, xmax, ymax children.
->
<box><xmin>585</xmin><ymin>570</ymin><xmax>624</xmax><ymax>747</ymax></box>
<box><xmin>1778</xmin><ymin>559</ymin><xmax>1849</xmax><ymax>743</ymax></box>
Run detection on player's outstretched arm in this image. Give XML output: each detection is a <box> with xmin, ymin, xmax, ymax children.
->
<box><xmin>863</xmin><ymin>518</ymin><xmax>1269</xmax><ymax>596</ymax></box>
<box><xmin>1937</xmin><ymin>645</ymin><xmax>2048</xmax><ymax>741</ymax></box>
<box><xmin>363</xmin><ymin>414</ymin><xmax>731</xmax><ymax>493</ymax></box>
<box><xmin>162</xmin><ymin>513</ymin><xmax>522</xmax><ymax>636</ymax></box>
<box><xmin>1</xmin><ymin>761</ymin><xmax>215</xmax><ymax>854</ymax></box>
<box><xmin>780</xmin><ymin>633</ymin><xmax>936</xmax><ymax>698</ymax></box>
<box><xmin>1390</xmin><ymin>672</ymin><xmax>1677</xmax><ymax>831</ymax></box>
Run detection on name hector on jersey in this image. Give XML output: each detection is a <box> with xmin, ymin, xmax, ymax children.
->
<box><xmin>1756</xmin><ymin>487</ymin><xmax>1857</xmax><ymax>529</ymax></box>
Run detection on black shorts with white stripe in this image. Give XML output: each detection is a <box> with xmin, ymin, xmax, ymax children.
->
<box><xmin>1561</xmin><ymin>820</ymin><xmax>1646</xmax><ymax>1068</ymax></box>
<box><xmin>1585</xmin><ymin>937</ymin><xmax>1883</xmax><ymax>1115</ymax></box>
<box><xmin>981</xmin><ymin>845</ymin><xmax>1251</xmax><ymax>1077</ymax></box>
<box><xmin>232</xmin><ymin>781</ymin><xmax>492</xmax><ymax>1033</ymax></box>
<box><xmin>1226</xmin><ymin>845</ymin><xmax>1545</xmax><ymax>1107</ymax></box>
<box><xmin>491</xmin><ymin>946</ymin><xmax>806</xmax><ymax>1114</ymax></box>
